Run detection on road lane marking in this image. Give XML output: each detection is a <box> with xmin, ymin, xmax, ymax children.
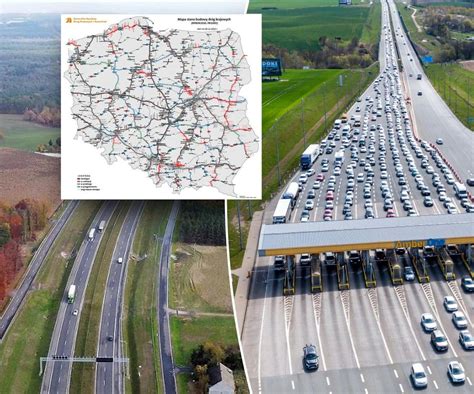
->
<box><xmin>257</xmin><ymin>263</ymin><xmax>271</xmax><ymax>394</ymax></box>
<box><xmin>368</xmin><ymin>288</ymin><xmax>394</xmax><ymax>364</ymax></box>
<box><xmin>312</xmin><ymin>293</ymin><xmax>327</xmax><ymax>371</ymax></box>
<box><xmin>360</xmin><ymin>373</ymin><xmax>365</xmax><ymax>383</ymax></box>
<box><xmin>399</xmin><ymin>383</ymin><xmax>404</xmax><ymax>393</ymax></box>
<box><xmin>467</xmin><ymin>377</ymin><xmax>472</xmax><ymax>386</ymax></box>
<box><xmin>326</xmin><ymin>376</ymin><xmax>330</xmax><ymax>386</ymax></box>
<box><xmin>340</xmin><ymin>291</ymin><xmax>360</xmax><ymax>369</ymax></box>
<box><xmin>394</xmin><ymin>369</ymin><xmax>399</xmax><ymax>378</ymax></box>
<box><xmin>433</xmin><ymin>380</ymin><xmax>438</xmax><ymax>390</ymax></box>
<box><xmin>364</xmin><ymin>389</ymin><xmax>368</xmax><ymax>394</ymax></box>
<box><xmin>427</xmin><ymin>366</ymin><xmax>432</xmax><ymax>375</ymax></box>
<box><xmin>291</xmin><ymin>380</ymin><xmax>295</xmax><ymax>390</ymax></box>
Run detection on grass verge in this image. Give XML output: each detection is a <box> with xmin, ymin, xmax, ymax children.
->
<box><xmin>0</xmin><ymin>201</ymin><xmax>101</xmax><ymax>394</ymax></box>
<box><xmin>123</xmin><ymin>201</ymin><xmax>172</xmax><ymax>394</ymax></box>
<box><xmin>70</xmin><ymin>201</ymin><xmax>131</xmax><ymax>394</ymax></box>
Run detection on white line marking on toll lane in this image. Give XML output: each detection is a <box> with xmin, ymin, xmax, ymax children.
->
<box><xmin>399</xmin><ymin>383</ymin><xmax>404</xmax><ymax>393</ymax></box>
<box><xmin>291</xmin><ymin>380</ymin><xmax>295</xmax><ymax>390</ymax></box>
<box><xmin>364</xmin><ymin>389</ymin><xmax>368</xmax><ymax>394</ymax></box>
<box><xmin>394</xmin><ymin>369</ymin><xmax>399</xmax><ymax>378</ymax></box>
<box><xmin>427</xmin><ymin>366</ymin><xmax>432</xmax><ymax>375</ymax></box>
<box><xmin>360</xmin><ymin>373</ymin><xmax>365</xmax><ymax>383</ymax></box>
<box><xmin>433</xmin><ymin>380</ymin><xmax>438</xmax><ymax>390</ymax></box>
<box><xmin>326</xmin><ymin>376</ymin><xmax>330</xmax><ymax>386</ymax></box>
<box><xmin>466</xmin><ymin>377</ymin><xmax>472</xmax><ymax>386</ymax></box>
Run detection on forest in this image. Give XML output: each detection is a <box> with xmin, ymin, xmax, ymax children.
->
<box><xmin>178</xmin><ymin>201</ymin><xmax>226</xmax><ymax>246</ymax></box>
<box><xmin>0</xmin><ymin>199</ymin><xmax>49</xmax><ymax>302</ymax></box>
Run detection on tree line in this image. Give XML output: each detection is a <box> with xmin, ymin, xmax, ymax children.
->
<box><xmin>0</xmin><ymin>199</ymin><xmax>49</xmax><ymax>302</ymax></box>
<box><xmin>178</xmin><ymin>201</ymin><xmax>226</xmax><ymax>246</ymax></box>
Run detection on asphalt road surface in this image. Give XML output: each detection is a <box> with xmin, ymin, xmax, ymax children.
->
<box><xmin>242</xmin><ymin>1</ymin><xmax>474</xmax><ymax>393</ymax></box>
<box><xmin>41</xmin><ymin>201</ymin><xmax>118</xmax><ymax>394</ymax></box>
<box><xmin>96</xmin><ymin>201</ymin><xmax>144</xmax><ymax>394</ymax></box>
<box><xmin>0</xmin><ymin>201</ymin><xmax>79</xmax><ymax>342</ymax></box>
<box><xmin>157</xmin><ymin>201</ymin><xmax>180</xmax><ymax>394</ymax></box>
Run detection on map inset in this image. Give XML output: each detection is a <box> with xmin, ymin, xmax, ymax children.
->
<box><xmin>64</xmin><ymin>16</ymin><xmax>259</xmax><ymax>197</ymax></box>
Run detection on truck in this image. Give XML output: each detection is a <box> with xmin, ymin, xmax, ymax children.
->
<box><xmin>67</xmin><ymin>284</ymin><xmax>76</xmax><ymax>303</ymax></box>
<box><xmin>334</xmin><ymin>151</ymin><xmax>345</xmax><ymax>166</ymax></box>
<box><xmin>454</xmin><ymin>182</ymin><xmax>468</xmax><ymax>199</ymax></box>
<box><xmin>300</xmin><ymin>144</ymin><xmax>320</xmax><ymax>170</ymax></box>
<box><xmin>88</xmin><ymin>228</ymin><xmax>96</xmax><ymax>241</ymax></box>
<box><xmin>272</xmin><ymin>198</ymin><xmax>292</xmax><ymax>224</ymax></box>
<box><xmin>282</xmin><ymin>182</ymin><xmax>299</xmax><ymax>207</ymax></box>
<box><xmin>98</xmin><ymin>220</ymin><xmax>106</xmax><ymax>232</ymax></box>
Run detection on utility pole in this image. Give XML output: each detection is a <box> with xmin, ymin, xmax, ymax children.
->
<box><xmin>236</xmin><ymin>201</ymin><xmax>243</xmax><ymax>250</ymax></box>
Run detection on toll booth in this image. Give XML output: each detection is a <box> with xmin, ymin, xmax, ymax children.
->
<box><xmin>337</xmin><ymin>253</ymin><xmax>350</xmax><ymax>290</ymax></box>
<box><xmin>460</xmin><ymin>244</ymin><xmax>473</xmax><ymax>278</ymax></box>
<box><xmin>438</xmin><ymin>248</ymin><xmax>455</xmax><ymax>281</ymax></box>
<box><xmin>283</xmin><ymin>255</ymin><xmax>296</xmax><ymax>296</ymax></box>
<box><xmin>387</xmin><ymin>249</ymin><xmax>403</xmax><ymax>285</ymax></box>
<box><xmin>362</xmin><ymin>250</ymin><xmax>376</xmax><ymax>287</ymax></box>
<box><xmin>409</xmin><ymin>248</ymin><xmax>430</xmax><ymax>283</ymax></box>
<box><xmin>311</xmin><ymin>255</ymin><xmax>322</xmax><ymax>293</ymax></box>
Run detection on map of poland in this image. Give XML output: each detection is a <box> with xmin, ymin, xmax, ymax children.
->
<box><xmin>62</xmin><ymin>15</ymin><xmax>261</xmax><ymax>199</ymax></box>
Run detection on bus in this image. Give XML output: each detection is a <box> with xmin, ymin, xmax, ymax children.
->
<box><xmin>272</xmin><ymin>199</ymin><xmax>292</xmax><ymax>224</ymax></box>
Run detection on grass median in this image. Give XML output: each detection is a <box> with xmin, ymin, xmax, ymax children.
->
<box><xmin>0</xmin><ymin>200</ymin><xmax>101</xmax><ymax>394</ymax></box>
<box><xmin>123</xmin><ymin>201</ymin><xmax>172</xmax><ymax>394</ymax></box>
<box><xmin>70</xmin><ymin>201</ymin><xmax>131</xmax><ymax>394</ymax></box>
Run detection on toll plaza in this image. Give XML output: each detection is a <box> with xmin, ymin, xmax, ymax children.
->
<box><xmin>258</xmin><ymin>214</ymin><xmax>474</xmax><ymax>294</ymax></box>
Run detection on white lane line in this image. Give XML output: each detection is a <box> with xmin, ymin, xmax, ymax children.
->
<box><xmin>291</xmin><ymin>380</ymin><xmax>295</xmax><ymax>390</ymax></box>
<box><xmin>433</xmin><ymin>380</ymin><xmax>438</xmax><ymax>390</ymax></box>
<box><xmin>326</xmin><ymin>376</ymin><xmax>330</xmax><ymax>386</ymax></box>
<box><xmin>467</xmin><ymin>377</ymin><xmax>472</xmax><ymax>386</ymax></box>
<box><xmin>427</xmin><ymin>365</ymin><xmax>432</xmax><ymax>375</ymax></box>
<box><xmin>364</xmin><ymin>388</ymin><xmax>368</xmax><ymax>394</ymax></box>
<box><xmin>257</xmin><ymin>264</ymin><xmax>271</xmax><ymax>394</ymax></box>
<box><xmin>340</xmin><ymin>293</ymin><xmax>360</xmax><ymax>369</ymax></box>
<box><xmin>313</xmin><ymin>298</ymin><xmax>327</xmax><ymax>371</ymax></box>
<box><xmin>284</xmin><ymin>303</ymin><xmax>294</xmax><ymax>378</ymax></box>
<box><xmin>399</xmin><ymin>383</ymin><xmax>404</xmax><ymax>393</ymax></box>
<box><xmin>394</xmin><ymin>369</ymin><xmax>399</xmax><ymax>379</ymax></box>
<box><xmin>360</xmin><ymin>373</ymin><xmax>365</xmax><ymax>383</ymax></box>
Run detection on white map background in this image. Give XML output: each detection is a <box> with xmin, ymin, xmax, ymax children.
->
<box><xmin>61</xmin><ymin>14</ymin><xmax>261</xmax><ymax>200</ymax></box>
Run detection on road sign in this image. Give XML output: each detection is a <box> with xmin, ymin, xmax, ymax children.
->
<box><xmin>262</xmin><ymin>58</ymin><xmax>282</xmax><ymax>77</ymax></box>
<box><xmin>427</xmin><ymin>238</ymin><xmax>445</xmax><ymax>247</ymax></box>
<box><xmin>422</xmin><ymin>56</ymin><xmax>433</xmax><ymax>64</ymax></box>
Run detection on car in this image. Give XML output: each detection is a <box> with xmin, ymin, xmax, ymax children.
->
<box><xmin>72</xmin><ymin>309</ymin><xmax>78</xmax><ymax>316</ymax></box>
<box><xmin>404</xmin><ymin>266</ymin><xmax>415</xmax><ymax>281</ymax></box>
<box><xmin>452</xmin><ymin>311</ymin><xmax>468</xmax><ymax>329</ymax></box>
<box><xmin>431</xmin><ymin>330</ymin><xmax>448</xmax><ymax>352</ymax></box>
<box><xmin>459</xmin><ymin>330</ymin><xmax>474</xmax><ymax>350</ymax></box>
<box><xmin>274</xmin><ymin>256</ymin><xmax>285</xmax><ymax>270</ymax></box>
<box><xmin>325</xmin><ymin>200</ymin><xmax>334</xmax><ymax>209</ymax></box>
<box><xmin>107</xmin><ymin>335</ymin><xmax>114</xmax><ymax>342</ymax></box>
<box><xmin>312</xmin><ymin>181</ymin><xmax>321</xmax><ymax>190</ymax></box>
<box><xmin>307</xmin><ymin>190</ymin><xmax>316</xmax><ymax>199</ymax></box>
<box><xmin>299</xmin><ymin>174</ymin><xmax>308</xmax><ymax>184</ymax></box>
<box><xmin>447</xmin><ymin>361</ymin><xmax>465</xmax><ymax>384</ymax></box>
<box><xmin>436</xmin><ymin>138</ymin><xmax>443</xmax><ymax>145</ymax></box>
<box><xmin>117</xmin><ymin>257</ymin><xmax>123</xmax><ymax>264</ymax></box>
<box><xmin>410</xmin><ymin>363</ymin><xmax>428</xmax><ymax>389</ymax></box>
<box><xmin>443</xmin><ymin>296</ymin><xmax>458</xmax><ymax>312</ymax></box>
<box><xmin>303</xmin><ymin>344</ymin><xmax>319</xmax><ymax>371</ymax></box>
<box><xmin>421</xmin><ymin>313</ymin><xmax>437</xmax><ymax>332</ymax></box>
<box><xmin>306</xmin><ymin>169</ymin><xmax>316</xmax><ymax>177</ymax></box>
<box><xmin>423</xmin><ymin>197</ymin><xmax>434</xmax><ymax>207</ymax></box>
<box><xmin>462</xmin><ymin>276</ymin><xmax>474</xmax><ymax>292</ymax></box>
<box><xmin>467</xmin><ymin>178</ymin><xmax>474</xmax><ymax>187</ymax></box>
<box><xmin>300</xmin><ymin>254</ymin><xmax>312</xmax><ymax>266</ymax></box>
<box><xmin>357</xmin><ymin>173</ymin><xmax>364</xmax><ymax>182</ymax></box>
<box><xmin>316</xmin><ymin>173</ymin><xmax>325</xmax><ymax>181</ymax></box>
<box><xmin>305</xmin><ymin>200</ymin><xmax>314</xmax><ymax>210</ymax></box>
<box><xmin>417</xmin><ymin>91</ymin><xmax>422</xmax><ymax>96</ymax></box>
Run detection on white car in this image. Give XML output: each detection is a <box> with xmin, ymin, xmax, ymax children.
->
<box><xmin>117</xmin><ymin>257</ymin><xmax>123</xmax><ymax>264</ymax></box>
<box><xmin>306</xmin><ymin>169</ymin><xmax>316</xmax><ymax>177</ymax></box>
<box><xmin>421</xmin><ymin>313</ymin><xmax>437</xmax><ymax>332</ymax></box>
<box><xmin>299</xmin><ymin>174</ymin><xmax>308</xmax><ymax>184</ymax></box>
<box><xmin>73</xmin><ymin>309</ymin><xmax>78</xmax><ymax>316</ymax></box>
<box><xmin>447</xmin><ymin>361</ymin><xmax>465</xmax><ymax>384</ymax></box>
<box><xmin>305</xmin><ymin>200</ymin><xmax>314</xmax><ymax>210</ymax></box>
<box><xmin>300</xmin><ymin>254</ymin><xmax>312</xmax><ymax>265</ymax></box>
<box><xmin>443</xmin><ymin>296</ymin><xmax>458</xmax><ymax>312</ymax></box>
<box><xmin>357</xmin><ymin>173</ymin><xmax>364</xmax><ymax>182</ymax></box>
<box><xmin>452</xmin><ymin>311</ymin><xmax>468</xmax><ymax>329</ymax></box>
<box><xmin>410</xmin><ymin>363</ymin><xmax>428</xmax><ymax>388</ymax></box>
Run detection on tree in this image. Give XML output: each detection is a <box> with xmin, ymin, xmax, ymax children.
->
<box><xmin>0</xmin><ymin>223</ymin><xmax>10</xmax><ymax>248</ymax></box>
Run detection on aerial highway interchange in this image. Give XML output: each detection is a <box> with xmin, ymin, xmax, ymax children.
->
<box><xmin>242</xmin><ymin>0</ymin><xmax>474</xmax><ymax>393</ymax></box>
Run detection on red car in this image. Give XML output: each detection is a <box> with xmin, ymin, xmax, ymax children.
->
<box><xmin>326</xmin><ymin>191</ymin><xmax>334</xmax><ymax>201</ymax></box>
<box><xmin>386</xmin><ymin>208</ymin><xmax>396</xmax><ymax>218</ymax></box>
<box><xmin>316</xmin><ymin>173</ymin><xmax>325</xmax><ymax>182</ymax></box>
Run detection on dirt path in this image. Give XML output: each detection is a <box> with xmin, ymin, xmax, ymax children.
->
<box><xmin>408</xmin><ymin>5</ymin><xmax>422</xmax><ymax>33</ymax></box>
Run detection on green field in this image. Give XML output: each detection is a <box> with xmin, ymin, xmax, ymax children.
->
<box><xmin>0</xmin><ymin>201</ymin><xmax>101</xmax><ymax>394</ymax></box>
<box><xmin>262</xmin><ymin>69</ymin><xmax>342</xmax><ymax>132</ymax></box>
<box><xmin>70</xmin><ymin>202</ymin><xmax>131</xmax><ymax>394</ymax></box>
<box><xmin>255</xmin><ymin>6</ymin><xmax>371</xmax><ymax>51</ymax></box>
<box><xmin>123</xmin><ymin>201</ymin><xmax>172</xmax><ymax>394</ymax></box>
<box><xmin>0</xmin><ymin>114</ymin><xmax>59</xmax><ymax>152</ymax></box>
<box><xmin>425</xmin><ymin>63</ymin><xmax>474</xmax><ymax>131</ymax></box>
<box><xmin>249</xmin><ymin>0</ymin><xmax>365</xmax><ymax>10</ymax></box>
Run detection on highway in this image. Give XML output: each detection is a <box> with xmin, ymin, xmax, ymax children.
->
<box><xmin>41</xmin><ymin>201</ymin><xmax>118</xmax><ymax>394</ymax></box>
<box><xmin>0</xmin><ymin>200</ymin><xmax>79</xmax><ymax>342</ymax></box>
<box><xmin>157</xmin><ymin>201</ymin><xmax>180</xmax><ymax>394</ymax></box>
<box><xmin>241</xmin><ymin>0</ymin><xmax>474</xmax><ymax>393</ymax></box>
<box><xmin>96</xmin><ymin>201</ymin><xmax>144</xmax><ymax>394</ymax></box>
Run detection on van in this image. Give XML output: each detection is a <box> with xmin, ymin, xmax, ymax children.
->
<box><xmin>334</xmin><ymin>119</ymin><xmax>342</xmax><ymax>129</ymax></box>
<box><xmin>454</xmin><ymin>182</ymin><xmax>468</xmax><ymax>199</ymax></box>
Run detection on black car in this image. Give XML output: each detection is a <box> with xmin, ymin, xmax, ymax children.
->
<box><xmin>467</xmin><ymin>178</ymin><xmax>474</xmax><ymax>187</ymax></box>
<box><xmin>461</xmin><ymin>276</ymin><xmax>474</xmax><ymax>293</ymax></box>
<box><xmin>303</xmin><ymin>344</ymin><xmax>319</xmax><ymax>371</ymax></box>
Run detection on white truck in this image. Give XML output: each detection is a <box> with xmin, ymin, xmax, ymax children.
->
<box><xmin>98</xmin><ymin>220</ymin><xmax>106</xmax><ymax>232</ymax></box>
<box><xmin>282</xmin><ymin>182</ymin><xmax>299</xmax><ymax>207</ymax></box>
<box><xmin>454</xmin><ymin>182</ymin><xmax>468</xmax><ymax>199</ymax></box>
<box><xmin>88</xmin><ymin>228</ymin><xmax>96</xmax><ymax>241</ymax></box>
<box><xmin>272</xmin><ymin>198</ymin><xmax>292</xmax><ymax>224</ymax></box>
<box><xmin>334</xmin><ymin>151</ymin><xmax>345</xmax><ymax>166</ymax></box>
<box><xmin>300</xmin><ymin>144</ymin><xmax>320</xmax><ymax>170</ymax></box>
<box><xmin>67</xmin><ymin>284</ymin><xmax>76</xmax><ymax>303</ymax></box>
